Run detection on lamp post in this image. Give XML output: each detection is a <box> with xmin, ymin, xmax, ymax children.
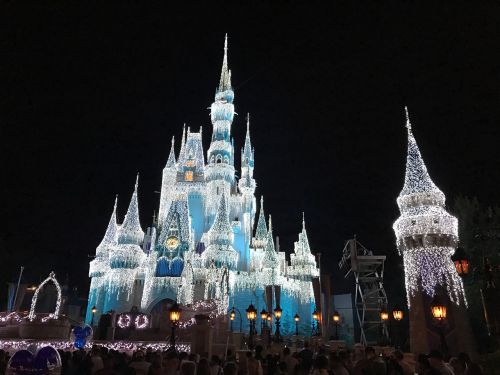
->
<box><xmin>260</xmin><ymin>309</ymin><xmax>268</xmax><ymax>333</ymax></box>
<box><xmin>380</xmin><ymin>309</ymin><xmax>389</xmax><ymax>345</ymax></box>
<box><xmin>229</xmin><ymin>307</ymin><xmax>236</xmax><ymax>332</ymax></box>
<box><xmin>332</xmin><ymin>311</ymin><xmax>340</xmax><ymax>340</ymax></box>
<box><xmin>294</xmin><ymin>314</ymin><xmax>300</xmax><ymax>336</ymax></box>
<box><xmin>169</xmin><ymin>302</ymin><xmax>181</xmax><ymax>350</ymax></box>
<box><xmin>312</xmin><ymin>308</ymin><xmax>320</xmax><ymax>336</ymax></box>
<box><xmin>392</xmin><ymin>307</ymin><xmax>403</xmax><ymax>349</ymax></box>
<box><xmin>91</xmin><ymin>306</ymin><xmax>97</xmax><ymax>326</ymax></box>
<box><xmin>246</xmin><ymin>303</ymin><xmax>257</xmax><ymax>350</ymax></box>
<box><xmin>431</xmin><ymin>296</ymin><xmax>448</xmax><ymax>356</ymax></box>
<box><xmin>274</xmin><ymin>306</ymin><xmax>282</xmax><ymax>342</ymax></box>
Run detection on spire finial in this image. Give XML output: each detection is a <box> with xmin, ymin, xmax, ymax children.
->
<box><xmin>268</xmin><ymin>215</ymin><xmax>272</xmax><ymax>233</ymax></box>
<box><xmin>171</xmin><ymin>135</ymin><xmax>175</xmax><ymax>147</ymax></box>
<box><xmin>261</xmin><ymin>195</ymin><xmax>264</xmax><ymax>205</ymax></box>
<box><xmin>135</xmin><ymin>172</ymin><xmax>139</xmax><ymax>189</ymax></box>
<box><xmin>302</xmin><ymin>212</ymin><xmax>305</xmax><ymax>229</ymax></box>
<box><xmin>218</xmin><ymin>34</ymin><xmax>231</xmax><ymax>92</ymax></box>
<box><xmin>405</xmin><ymin>106</ymin><xmax>412</xmax><ymax>133</ymax></box>
<box><xmin>114</xmin><ymin>194</ymin><xmax>118</xmax><ymax>211</ymax></box>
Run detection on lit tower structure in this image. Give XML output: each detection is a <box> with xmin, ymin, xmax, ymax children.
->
<box><xmin>393</xmin><ymin>107</ymin><xmax>475</xmax><ymax>355</ymax></box>
<box><xmin>205</xmin><ymin>34</ymin><xmax>235</xmax><ymax>223</ymax></box>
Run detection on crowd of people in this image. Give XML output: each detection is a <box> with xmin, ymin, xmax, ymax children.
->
<box><xmin>0</xmin><ymin>344</ymin><xmax>485</xmax><ymax>375</ymax></box>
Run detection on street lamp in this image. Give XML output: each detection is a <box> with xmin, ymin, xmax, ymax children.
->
<box><xmin>452</xmin><ymin>247</ymin><xmax>469</xmax><ymax>278</ymax></box>
<box><xmin>380</xmin><ymin>309</ymin><xmax>389</xmax><ymax>345</ymax></box>
<box><xmin>312</xmin><ymin>308</ymin><xmax>320</xmax><ymax>336</ymax></box>
<box><xmin>274</xmin><ymin>306</ymin><xmax>282</xmax><ymax>342</ymax></box>
<box><xmin>260</xmin><ymin>309</ymin><xmax>268</xmax><ymax>332</ymax></box>
<box><xmin>392</xmin><ymin>307</ymin><xmax>403</xmax><ymax>349</ymax></box>
<box><xmin>332</xmin><ymin>311</ymin><xmax>340</xmax><ymax>340</ymax></box>
<box><xmin>169</xmin><ymin>302</ymin><xmax>181</xmax><ymax>350</ymax></box>
<box><xmin>246</xmin><ymin>303</ymin><xmax>257</xmax><ymax>350</ymax></box>
<box><xmin>229</xmin><ymin>307</ymin><xmax>236</xmax><ymax>332</ymax></box>
<box><xmin>431</xmin><ymin>295</ymin><xmax>448</xmax><ymax>356</ymax></box>
<box><xmin>91</xmin><ymin>306</ymin><xmax>97</xmax><ymax>326</ymax></box>
<box><xmin>294</xmin><ymin>314</ymin><xmax>300</xmax><ymax>336</ymax></box>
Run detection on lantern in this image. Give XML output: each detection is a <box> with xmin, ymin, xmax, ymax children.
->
<box><xmin>260</xmin><ymin>309</ymin><xmax>268</xmax><ymax>320</ymax></box>
<box><xmin>246</xmin><ymin>304</ymin><xmax>257</xmax><ymax>321</ymax></box>
<box><xmin>312</xmin><ymin>309</ymin><xmax>320</xmax><ymax>321</ymax></box>
<box><xmin>392</xmin><ymin>308</ymin><xmax>404</xmax><ymax>321</ymax></box>
<box><xmin>229</xmin><ymin>307</ymin><xmax>236</xmax><ymax>321</ymax></box>
<box><xmin>91</xmin><ymin>306</ymin><xmax>97</xmax><ymax>314</ymax></box>
<box><xmin>169</xmin><ymin>302</ymin><xmax>181</xmax><ymax>323</ymax></box>
<box><xmin>294</xmin><ymin>314</ymin><xmax>300</xmax><ymax>322</ymax></box>
<box><xmin>274</xmin><ymin>306</ymin><xmax>282</xmax><ymax>320</ymax></box>
<box><xmin>380</xmin><ymin>309</ymin><xmax>389</xmax><ymax>321</ymax></box>
<box><xmin>332</xmin><ymin>311</ymin><xmax>340</xmax><ymax>323</ymax></box>
<box><xmin>431</xmin><ymin>299</ymin><xmax>447</xmax><ymax>321</ymax></box>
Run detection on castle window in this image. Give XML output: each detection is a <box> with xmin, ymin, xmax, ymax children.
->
<box><xmin>185</xmin><ymin>171</ymin><xmax>193</xmax><ymax>181</ymax></box>
<box><xmin>223</xmin><ymin>156</ymin><xmax>229</xmax><ymax>164</ymax></box>
<box><xmin>216</xmin><ymin>155</ymin><xmax>222</xmax><ymax>164</ymax></box>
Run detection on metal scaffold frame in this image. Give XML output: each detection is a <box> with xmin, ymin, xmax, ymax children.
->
<box><xmin>339</xmin><ymin>238</ymin><xmax>389</xmax><ymax>346</ymax></box>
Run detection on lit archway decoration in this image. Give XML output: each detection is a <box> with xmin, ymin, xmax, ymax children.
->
<box><xmin>28</xmin><ymin>271</ymin><xmax>62</xmax><ymax>321</ymax></box>
<box><xmin>135</xmin><ymin>314</ymin><xmax>149</xmax><ymax>329</ymax></box>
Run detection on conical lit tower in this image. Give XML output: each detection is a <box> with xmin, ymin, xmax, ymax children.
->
<box><xmin>393</xmin><ymin>107</ymin><xmax>475</xmax><ymax>356</ymax></box>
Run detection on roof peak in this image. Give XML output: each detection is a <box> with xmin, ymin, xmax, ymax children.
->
<box><xmin>218</xmin><ymin>34</ymin><xmax>232</xmax><ymax>92</ymax></box>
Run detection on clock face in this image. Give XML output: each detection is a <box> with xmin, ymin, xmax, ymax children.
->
<box><xmin>165</xmin><ymin>236</ymin><xmax>179</xmax><ymax>250</ymax></box>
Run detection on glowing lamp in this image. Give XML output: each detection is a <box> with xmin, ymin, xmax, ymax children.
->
<box><xmin>294</xmin><ymin>313</ymin><xmax>300</xmax><ymax>322</ymax></box>
<box><xmin>312</xmin><ymin>308</ymin><xmax>320</xmax><ymax>321</ymax></box>
<box><xmin>333</xmin><ymin>311</ymin><xmax>340</xmax><ymax>323</ymax></box>
<box><xmin>229</xmin><ymin>307</ymin><xmax>236</xmax><ymax>321</ymax></box>
<box><xmin>431</xmin><ymin>297</ymin><xmax>447</xmax><ymax>321</ymax></box>
<box><xmin>380</xmin><ymin>309</ymin><xmax>389</xmax><ymax>321</ymax></box>
<box><xmin>169</xmin><ymin>302</ymin><xmax>181</xmax><ymax>323</ymax></box>
<box><xmin>91</xmin><ymin>306</ymin><xmax>97</xmax><ymax>314</ymax></box>
<box><xmin>246</xmin><ymin>304</ymin><xmax>257</xmax><ymax>321</ymax></box>
<box><xmin>392</xmin><ymin>308</ymin><xmax>403</xmax><ymax>321</ymax></box>
<box><xmin>274</xmin><ymin>306</ymin><xmax>282</xmax><ymax>320</ymax></box>
<box><xmin>260</xmin><ymin>309</ymin><xmax>268</xmax><ymax>320</ymax></box>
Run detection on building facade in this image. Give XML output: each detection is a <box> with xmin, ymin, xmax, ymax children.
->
<box><xmin>86</xmin><ymin>36</ymin><xmax>319</xmax><ymax>335</ymax></box>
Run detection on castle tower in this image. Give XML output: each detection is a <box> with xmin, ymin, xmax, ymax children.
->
<box><xmin>202</xmin><ymin>190</ymin><xmax>239</xmax><ymax>270</ymax></box>
<box><xmin>86</xmin><ymin>196</ymin><xmax>118</xmax><ymax>324</ymax></box>
<box><xmin>205</xmin><ymin>35</ymin><xmax>236</xmax><ymax>222</ymax></box>
<box><xmin>393</xmin><ymin>107</ymin><xmax>474</xmax><ymax>356</ymax></box>
<box><xmin>104</xmin><ymin>175</ymin><xmax>146</xmax><ymax>314</ymax></box>
<box><xmin>253</xmin><ymin>196</ymin><xmax>267</xmax><ymax>249</ymax></box>
<box><xmin>158</xmin><ymin>136</ymin><xmax>177</xmax><ymax>225</ymax></box>
<box><xmin>288</xmin><ymin>214</ymin><xmax>319</xmax><ymax>280</ymax></box>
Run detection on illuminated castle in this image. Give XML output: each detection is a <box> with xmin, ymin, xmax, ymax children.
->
<box><xmin>86</xmin><ymin>36</ymin><xmax>319</xmax><ymax>334</ymax></box>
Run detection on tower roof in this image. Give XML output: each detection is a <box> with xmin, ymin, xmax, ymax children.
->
<box><xmin>178</xmin><ymin>124</ymin><xmax>186</xmax><ymax>161</ymax></box>
<box><xmin>218</xmin><ymin>34</ymin><xmax>232</xmax><ymax>92</ymax></box>
<box><xmin>208</xmin><ymin>190</ymin><xmax>232</xmax><ymax>245</ymax></box>
<box><xmin>295</xmin><ymin>212</ymin><xmax>312</xmax><ymax>256</ymax></box>
<box><xmin>242</xmin><ymin>113</ymin><xmax>253</xmax><ymax>163</ymax></box>
<box><xmin>399</xmin><ymin>107</ymin><xmax>444</xmax><ymax>198</ymax></box>
<box><xmin>263</xmin><ymin>215</ymin><xmax>278</xmax><ymax>267</ymax></box>
<box><xmin>255</xmin><ymin>196</ymin><xmax>267</xmax><ymax>241</ymax></box>
<box><xmin>118</xmin><ymin>174</ymin><xmax>144</xmax><ymax>245</ymax></box>
<box><xmin>165</xmin><ymin>136</ymin><xmax>176</xmax><ymax>169</ymax></box>
<box><xmin>96</xmin><ymin>195</ymin><xmax>118</xmax><ymax>252</ymax></box>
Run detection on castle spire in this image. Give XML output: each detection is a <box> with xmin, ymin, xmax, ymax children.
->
<box><xmin>255</xmin><ymin>196</ymin><xmax>267</xmax><ymax>241</ymax></box>
<box><xmin>263</xmin><ymin>215</ymin><xmax>278</xmax><ymax>267</ymax></box>
<box><xmin>208</xmin><ymin>190</ymin><xmax>232</xmax><ymax>245</ymax></box>
<box><xmin>218</xmin><ymin>34</ymin><xmax>232</xmax><ymax>92</ymax></box>
<box><xmin>165</xmin><ymin>136</ymin><xmax>176</xmax><ymax>168</ymax></box>
<box><xmin>118</xmin><ymin>174</ymin><xmax>144</xmax><ymax>244</ymax></box>
<box><xmin>97</xmin><ymin>195</ymin><xmax>118</xmax><ymax>251</ymax></box>
<box><xmin>399</xmin><ymin>107</ymin><xmax>443</xmax><ymax>198</ymax></box>
<box><xmin>179</xmin><ymin>124</ymin><xmax>186</xmax><ymax>161</ymax></box>
<box><xmin>242</xmin><ymin>113</ymin><xmax>252</xmax><ymax>161</ymax></box>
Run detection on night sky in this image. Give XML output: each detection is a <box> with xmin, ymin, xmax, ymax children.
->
<box><xmin>3</xmin><ymin>3</ymin><xmax>500</xmax><ymax>308</ymax></box>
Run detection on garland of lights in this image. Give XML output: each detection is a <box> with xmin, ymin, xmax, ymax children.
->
<box><xmin>393</xmin><ymin>108</ymin><xmax>466</xmax><ymax>307</ymax></box>
<box><xmin>117</xmin><ymin>314</ymin><xmax>132</xmax><ymax>329</ymax></box>
<box><xmin>134</xmin><ymin>314</ymin><xmax>149</xmax><ymax>329</ymax></box>
<box><xmin>28</xmin><ymin>272</ymin><xmax>62</xmax><ymax>321</ymax></box>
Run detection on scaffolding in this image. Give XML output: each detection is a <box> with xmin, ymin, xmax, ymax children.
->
<box><xmin>339</xmin><ymin>238</ymin><xmax>389</xmax><ymax>346</ymax></box>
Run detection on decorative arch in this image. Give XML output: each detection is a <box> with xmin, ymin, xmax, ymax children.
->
<box><xmin>28</xmin><ymin>271</ymin><xmax>62</xmax><ymax>321</ymax></box>
<box><xmin>144</xmin><ymin>288</ymin><xmax>178</xmax><ymax>314</ymax></box>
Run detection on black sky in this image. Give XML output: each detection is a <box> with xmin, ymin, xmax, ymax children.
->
<box><xmin>2</xmin><ymin>2</ymin><xmax>500</xmax><ymax>307</ymax></box>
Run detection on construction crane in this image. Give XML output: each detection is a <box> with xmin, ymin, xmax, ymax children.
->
<box><xmin>339</xmin><ymin>238</ymin><xmax>389</xmax><ymax>346</ymax></box>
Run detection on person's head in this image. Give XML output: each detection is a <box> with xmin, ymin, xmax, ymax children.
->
<box><xmin>314</xmin><ymin>355</ymin><xmax>329</xmax><ymax>370</ymax></box>
<box><xmin>224</xmin><ymin>362</ymin><xmax>238</xmax><ymax>375</ymax></box>
<box><xmin>303</xmin><ymin>341</ymin><xmax>310</xmax><ymax>349</ymax></box>
<box><xmin>329</xmin><ymin>353</ymin><xmax>342</xmax><ymax>368</ymax></box>
<box><xmin>210</xmin><ymin>355</ymin><xmax>221</xmax><ymax>366</ymax></box>
<box><xmin>449</xmin><ymin>357</ymin><xmax>465</xmax><ymax>374</ymax></box>
<box><xmin>428</xmin><ymin>350</ymin><xmax>444</xmax><ymax>368</ymax></box>
<box><xmin>365</xmin><ymin>346</ymin><xmax>376</xmax><ymax>360</ymax></box>
<box><xmin>283</xmin><ymin>347</ymin><xmax>291</xmax><ymax>356</ymax></box>
<box><xmin>465</xmin><ymin>363</ymin><xmax>484</xmax><ymax>375</ymax></box>
<box><xmin>197</xmin><ymin>358</ymin><xmax>210</xmax><ymax>375</ymax></box>
<box><xmin>246</xmin><ymin>351</ymin><xmax>253</xmax><ymax>359</ymax></box>
<box><xmin>180</xmin><ymin>361</ymin><xmax>196</xmax><ymax>375</ymax></box>
<box><xmin>188</xmin><ymin>353</ymin><xmax>198</xmax><ymax>363</ymax></box>
<box><xmin>458</xmin><ymin>352</ymin><xmax>471</xmax><ymax>365</ymax></box>
<box><xmin>255</xmin><ymin>345</ymin><xmax>263</xmax><ymax>354</ymax></box>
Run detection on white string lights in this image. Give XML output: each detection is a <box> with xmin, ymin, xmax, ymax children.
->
<box><xmin>28</xmin><ymin>272</ymin><xmax>62</xmax><ymax>322</ymax></box>
<box><xmin>393</xmin><ymin>107</ymin><xmax>466</xmax><ymax>307</ymax></box>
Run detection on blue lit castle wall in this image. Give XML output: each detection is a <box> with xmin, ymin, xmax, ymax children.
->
<box><xmin>86</xmin><ymin>36</ymin><xmax>319</xmax><ymax>335</ymax></box>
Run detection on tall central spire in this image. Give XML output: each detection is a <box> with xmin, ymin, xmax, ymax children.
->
<box><xmin>219</xmin><ymin>34</ymin><xmax>232</xmax><ymax>92</ymax></box>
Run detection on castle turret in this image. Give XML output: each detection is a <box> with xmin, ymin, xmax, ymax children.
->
<box><xmin>238</xmin><ymin>114</ymin><xmax>256</xmax><ymax>196</ymax></box>
<box><xmin>253</xmin><ymin>196</ymin><xmax>267</xmax><ymax>248</ymax></box>
<box><xmin>159</xmin><ymin>137</ymin><xmax>177</xmax><ymax>224</ymax></box>
<box><xmin>202</xmin><ymin>190</ymin><xmax>238</xmax><ymax>270</ymax></box>
<box><xmin>86</xmin><ymin>196</ymin><xmax>118</xmax><ymax>324</ymax></box>
<box><xmin>288</xmin><ymin>214</ymin><xmax>319</xmax><ymax>280</ymax></box>
<box><xmin>393</xmin><ymin>107</ymin><xmax>473</xmax><ymax>356</ymax></box>
<box><xmin>205</xmin><ymin>35</ymin><xmax>236</xmax><ymax>220</ymax></box>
